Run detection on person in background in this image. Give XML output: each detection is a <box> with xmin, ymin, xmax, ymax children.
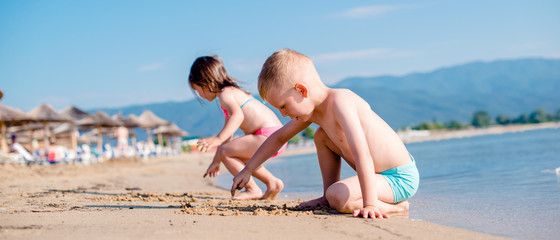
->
<box><xmin>115</xmin><ymin>126</ymin><xmax>129</xmax><ymax>157</ymax></box>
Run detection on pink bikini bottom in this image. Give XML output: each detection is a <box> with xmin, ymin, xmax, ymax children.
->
<box><xmin>255</xmin><ymin>126</ymin><xmax>287</xmax><ymax>157</ymax></box>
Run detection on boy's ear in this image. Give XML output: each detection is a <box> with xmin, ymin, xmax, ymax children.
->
<box><xmin>294</xmin><ymin>83</ymin><xmax>308</xmax><ymax>98</ymax></box>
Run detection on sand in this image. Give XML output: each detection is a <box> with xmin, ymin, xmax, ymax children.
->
<box><xmin>0</xmin><ymin>150</ymin><xmax>510</xmax><ymax>240</ymax></box>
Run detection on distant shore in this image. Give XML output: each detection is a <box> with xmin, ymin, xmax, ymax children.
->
<box><xmin>398</xmin><ymin>122</ymin><xmax>560</xmax><ymax>144</ymax></box>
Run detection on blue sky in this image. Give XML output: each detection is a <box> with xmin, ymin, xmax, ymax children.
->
<box><xmin>1</xmin><ymin>0</ymin><xmax>559</xmax><ymax>112</ymax></box>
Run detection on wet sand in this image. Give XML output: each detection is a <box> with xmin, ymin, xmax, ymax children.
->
<box><xmin>0</xmin><ymin>150</ymin><xmax>509</xmax><ymax>240</ymax></box>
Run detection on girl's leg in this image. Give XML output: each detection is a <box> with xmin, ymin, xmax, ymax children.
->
<box><xmin>216</xmin><ymin>134</ymin><xmax>283</xmax><ymax>200</ymax></box>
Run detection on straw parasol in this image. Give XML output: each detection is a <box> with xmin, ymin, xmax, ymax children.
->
<box><xmin>0</xmin><ymin>104</ymin><xmax>35</xmax><ymax>125</ymax></box>
<box><xmin>152</xmin><ymin>123</ymin><xmax>188</xmax><ymax>137</ymax></box>
<box><xmin>76</xmin><ymin>111</ymin><xmax>118</xmax><ymax>153</ymax></box>
<box><xmin>137</xmin><ymin>110</ymin><xmax>168</xmax><ymax>147</ymax></box>
<box><xmin>60</xmin><ymin>105</ymin><xmax>90</xmax><ymax>154</ymax></box>
<box><xmin>152</xmin><ymin>123</ymin><xmax>188</xmax><ymax>153</ymax></box>
<box><xmin>27</xmin><ymin>104</ymin><xmax>73</xmax><ymax>150</ymax></box>
<box><xmin>78</xmin><ymin>130</ymin><xmax>99</xmax><ymax>144</ymax></box>
<box><xmin>112</xmin><ymin>113</ymin><xmax>140</xmax><ymax>128</ymax></box>
<box><xmin>28</xmin><ymin>104</ymin><xmax>72</xmax><ymax>123</ymax></box>
<box><xmin>125</xmin><ymin>114</ymin><xmax>142</xmax><ymax>148</ymax></box>
<box><xmin>112</xmin><ymin>113</ymin><xmax>140</xmax><ymax>154</ymax></box>
<box><xmin>60</xmin><ymin>105</ymin><xmax>90</xmax><ymax>120</ymax></box>
<box><xmin>0</xmin><ymin>104</ymin><xmax>35</xmax><ymax>156</ymax></box>
<box><xmin>7</xmin><ymin>123</ymin><xmax>46</xmax><ymax>146</ymax></box>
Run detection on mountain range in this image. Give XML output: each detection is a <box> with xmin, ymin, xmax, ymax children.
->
<box><xmin>93</xmin><ymin>58</ymin><xmax>560</xmax><ymax>137</ymax></box>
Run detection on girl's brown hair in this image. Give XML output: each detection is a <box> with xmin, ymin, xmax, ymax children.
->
<box><xmin>188</xmin><ymin>56</ymin><xmax>248</xmax><ymax>98</ymax></box>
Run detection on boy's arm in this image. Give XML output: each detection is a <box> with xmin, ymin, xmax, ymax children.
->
<box><xmin>231</xmin><ymin>119</ymin><xmax>310</xmax><ymax>196</ymax></box>
<box><xmin>333</xmin><ymin>95</ymin><xmax>386</xmax><ymax>218</ymax></box>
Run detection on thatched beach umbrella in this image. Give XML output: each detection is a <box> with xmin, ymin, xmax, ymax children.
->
<box><xmin>152</xmin><ymin>123</ymin><xmax>188</xmax><ymax>137</ymax></box>
<box><xmin>77</xmin><ymin>130</ymin><xmax>99</xmax><ymax>144</ymax></box>
<box><xmin>112</xmin><ymin>113</ymin><xmax>140</xmax><ymax>154</ymax></box>
<box><xmin>7</xmin><ymin>122</ymin><xmax>45</xmax><ymax>146</ymax></box>
<box><xmin>8</xmin><ymin>122</ymin><xmax>44</xmax><ymax>133</ymax></box>
<box><xmin>152</xmin><ymin>123</ymin><xmax>188</xmax><ymax>153</ymax></box>
<box><xmin>0</xmin><ymin>104</ymin><xmax>35</xmax><ymax>156</ymax></box>
<box><xmin>137</xmin><ymin>110</ymin><xmax>168</xmax><ymax>147</ymax></box>
<box><xmin>76</xmin><ymin>111</ymin><xmax>118</xmax><ymax>153</ymax></box>
<box><xmin>27</xmin><ymin>104</ymin><xmax>73</xmax><ymax>150</ymax></box>
<box><xmin>53</xmin><ymin>122</ymin><xmax>73</xmax><ymax>135</ymax></box>
<box><xmin>112</xmin><ymin>113</ymin><xmax>140</xmax><ymax>129</ymax></box>
<box><xmin>60</xmin><ymin>105</ymin><xmax>90</xmax><ymax>120</ymax></box>
<box><xmin>125</xmin><ymin>114</ymin><xmax>142</xmax><ymax>149</ymax></box>
<box><xmin>60</xmin><ymin>105</ymin><xmax>90</xmax><ymax>154</ymax></box>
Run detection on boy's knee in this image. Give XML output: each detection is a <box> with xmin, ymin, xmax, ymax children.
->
<box><xmin>325</xmin><ymin>183</ymin><xmax>352</xmax><ymax>213</ymax></box>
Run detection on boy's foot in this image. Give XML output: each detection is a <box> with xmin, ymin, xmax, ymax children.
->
<box><xmin>298</xmin><ymin>196</ymin><xmax>329</xmax><ymax>208</ymax></box>
<box><xmin>377</xmin><ymin>200</ymin><xmax>409</xmax><ymax>213</ymax></box>
<box><xmin>261</xmin><ymin>178</ymin><xmax>284</xmax><ymax>200</ymax></box>
<box><xmin>232</xmin><ymin>188</ymin><xmax>263</xmax><ymax>200</ymax></box>
<box><xmin>395</xmin><ymin>200</ymin><xmax>409</xmax><ymax>211</ymax></box>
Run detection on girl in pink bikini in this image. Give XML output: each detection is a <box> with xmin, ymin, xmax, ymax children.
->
<box><xmin>188</xmin><ymin>55</ymin><xmax>286</xmax><ymax>200</ymax></box>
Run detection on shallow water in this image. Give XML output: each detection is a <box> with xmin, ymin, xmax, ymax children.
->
<box><xmin>219</xmin><ymin>128</ymin><xmax>560</xmax><ymax>239</ymax></box>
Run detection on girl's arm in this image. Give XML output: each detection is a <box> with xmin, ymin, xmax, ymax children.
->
<box><xmin>198</xmin><ymin>91</ymin><xmax>243</xmax><ymax>151</ymax></box>
<box><xmin>216</xmin><ymin>91</ymin><xmax>244</xmax><ymax>142</ymax></box>
<box><xmin>231</xmin><ymin>119</ymin><xmax>310</xmax><ymax>196</ymax></box>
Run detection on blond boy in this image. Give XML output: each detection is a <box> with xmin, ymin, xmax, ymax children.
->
<box><xmin>232</xmin><ymin>49</ymin><xmax>419</xmax><ymax>218</ymax></box>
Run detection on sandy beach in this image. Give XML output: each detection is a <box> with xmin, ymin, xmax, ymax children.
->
<box><xmin>0</xmin><ymin>149</ymin><xmax>509</xmax><ymax>240</ymax></box>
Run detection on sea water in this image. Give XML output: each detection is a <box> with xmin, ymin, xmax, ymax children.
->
<box><xmin>218</xmin><ymin>128</ymin><xmax>560</xmax><ymax>239</ymax></box>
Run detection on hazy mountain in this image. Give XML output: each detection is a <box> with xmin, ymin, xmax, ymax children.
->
<box><xmin>92</xmin><ymin>58</ymin><xmax>560</xmax><ymax>136</ymax></box>
<box><xmin>334</xmin><ymin>58</ymin><xmax>560</xmax><ymax>128</ymax></box>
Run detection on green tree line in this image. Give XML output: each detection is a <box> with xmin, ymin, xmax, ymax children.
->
<box><xmin>408</xmin><ymin>108</ymin><xmax>560</xmax><ymax>131</ymax></box>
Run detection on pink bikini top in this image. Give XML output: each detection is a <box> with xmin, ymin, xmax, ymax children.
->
<box><xmin>220</xmin><ymin>97</ymin><xmax>259</xmax><ymax>118</ymax></box>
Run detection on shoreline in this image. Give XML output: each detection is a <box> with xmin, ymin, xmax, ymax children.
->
<box><xmin>0</xmin><ymin>153</ymin><xmax>510</xmax><ymax>239</ymax></box>
<box><xmin>398</xmin><ymin>122</ymin><xmax>560</xmax><ymax>144</ymax></box>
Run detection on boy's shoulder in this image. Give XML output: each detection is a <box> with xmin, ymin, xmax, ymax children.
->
<box><xmin>330</xmin><ymin>88</ymin><xmax>363</xmax><ymax>103</ymax></box>
<box><xmin>328</xmin><ymin>88</ymin><xmax>370</xmax><ymax>112</ymax></box>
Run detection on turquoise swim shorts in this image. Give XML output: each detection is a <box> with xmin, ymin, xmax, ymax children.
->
<box><xmin>380</xmin><ymin>154</ymin><xmax>420</xmax><ymax>203</ymax></box>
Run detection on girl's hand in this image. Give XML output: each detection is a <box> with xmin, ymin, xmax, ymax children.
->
<box><xmin>353</xmin><ymin>205</ymin><xmax>389</xmax><ymax>219</ymax></box>
<box><xmin>197</xmin><ymin>137</ymin><xmax>222</xmax><ymax>152</ymax></box>
<box><xmin>203</xmin><ymin>161</ymin><xmax>220</xmax><ymax>178</ymax></box>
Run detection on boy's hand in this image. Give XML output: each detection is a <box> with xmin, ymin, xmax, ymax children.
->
<box><xmin>231</xmin><ymin>169</ymin><xmax>251</xmax><ymax>197</ymax></box>
<box><xmin>203</xmin><ymin>161</ymin><xmax>220</xmax><ymax>178</ymax></box>
<box><xmin>353</xmin><ymin>206</ymin><xmax>389</xmax><ymax>219</ymax></box>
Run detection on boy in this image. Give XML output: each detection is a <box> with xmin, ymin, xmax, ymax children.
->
<box><xmin>232</xmin><ymin>49</ymin><xmax>419</xmax><ymax>218</ymax></box>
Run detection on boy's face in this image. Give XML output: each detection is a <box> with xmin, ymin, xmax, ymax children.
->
<box><xmin>265</xmin><ymin>84</ymin><xmax>313</xmax><ymax>121</ymax></box>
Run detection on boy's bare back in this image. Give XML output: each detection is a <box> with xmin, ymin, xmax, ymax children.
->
<box><xmin>314</xmin><ymin>88</ymin><xmax>411</xmax><ymax>173</ymax></box>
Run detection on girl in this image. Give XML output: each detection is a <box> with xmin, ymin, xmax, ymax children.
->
<box><xmin>188</xmin><ymin>56</ymin><xmax>286</xmax><ymax>200</ymax></box>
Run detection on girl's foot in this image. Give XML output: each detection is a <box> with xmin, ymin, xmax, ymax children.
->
<box><xmin>232</xmin><ymin>188</ymin><xmax>263</xmax><ymax>200</ymax></box>
<box><xmin>261</xmin><ymin>178</ymin><xmax>284</xmax><ymax>200</ymax></box>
